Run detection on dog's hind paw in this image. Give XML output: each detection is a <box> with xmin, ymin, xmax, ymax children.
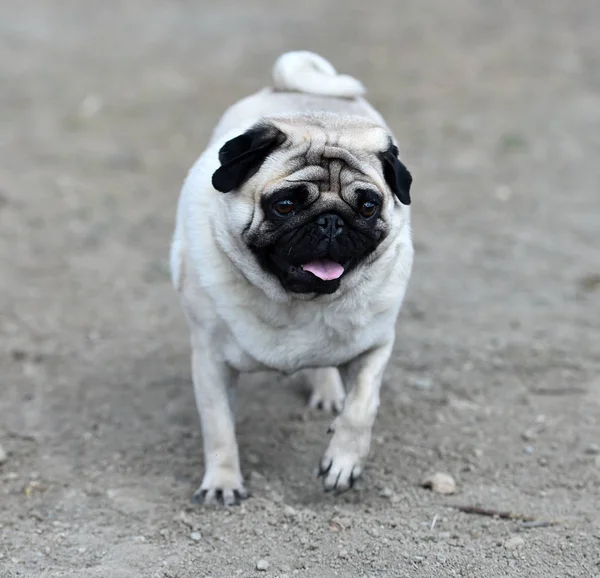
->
<box><xmin>307</xmin><ymin>367</ymin><xmax>345</xmax><ymax>414</ymax></box>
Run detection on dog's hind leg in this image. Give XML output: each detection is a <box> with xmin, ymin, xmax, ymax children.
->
<box><xmin>307</xmin><ymin>367</ymin><xmax>346</xmax><ymax>414</ymax></box>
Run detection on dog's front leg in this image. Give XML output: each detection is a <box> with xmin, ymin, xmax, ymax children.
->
<box><xmin>318</xmin><ymin>341</ymin><xmax>393</xmax><ymax>492</ymax></box>
<box><xmin>190</xmin><ymin>328</ymin><xmax>247</xmax><ymax>506</ymax></box>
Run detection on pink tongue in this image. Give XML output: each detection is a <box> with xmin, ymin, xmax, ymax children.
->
<box><xmin>301</xmin><ymin>259</ymin><xmax>345</xmax><ymax>281</ymax></box>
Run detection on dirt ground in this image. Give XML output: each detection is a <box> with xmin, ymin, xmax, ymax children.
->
<box><xmin>1</xmin><ymin>1</ymin><xmax>600</xmax><ymax>577</ymax></box>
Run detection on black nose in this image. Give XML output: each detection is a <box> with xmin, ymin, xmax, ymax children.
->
<box><xmin>316</xmin><ymin>213</ymin><xmax>345</xmax><ymax>239</ymax></box>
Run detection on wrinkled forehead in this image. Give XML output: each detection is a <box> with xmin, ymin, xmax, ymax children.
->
<box><xmin>271</xmin><ymin>115</ymin><xmax>389</xmax><ymax>156</ymax></box>
<box><xmin>264</xmin><ymin>116</ymin><xmax>390</xmax><ymax>191</ymax></box>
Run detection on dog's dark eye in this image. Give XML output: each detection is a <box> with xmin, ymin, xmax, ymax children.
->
<box><xmin>273</xmin><ymin>199</ymin><xmax>295</xmax><ymax>216</ymax></box>
<box><xmin>359</xmin><ymin>201</ymin><xmax>378</xmax><ymax>218</ymax></box>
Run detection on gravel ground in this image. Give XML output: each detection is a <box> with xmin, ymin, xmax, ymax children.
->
<box><xmin>1</xmin><ymin>1</ymin><xmax>599</xmax><ymax>577</ymax></box>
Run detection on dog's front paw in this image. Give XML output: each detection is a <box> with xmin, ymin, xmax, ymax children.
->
<box><xmin>317</xmin><ymin>417</ymin><xmax>371</xmax><ymax>492</ymax></box>
<box><xmin>308</xmin><ymin>367</ymin><xmax>345</xmax><ymax>414</ymax></box>
<box><xmin>193</xmin><ymin>468</ymin><xmax>249</xmax><ymax>506</ymax></box>
<box><xmin>318</xmin><ymin>449</ymin><xmax>362</xmax><ymax>492</ymax></box>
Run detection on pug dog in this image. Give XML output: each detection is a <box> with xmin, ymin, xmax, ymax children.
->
<box><xmin>170</xmin><ymin>51</ymin><xmax>413</xmax><ymax>505</ymax></box>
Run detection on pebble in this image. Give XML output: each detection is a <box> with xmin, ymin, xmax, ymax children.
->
<box><xmin>256</xmin><ymin>559</ymin><xmax>270</xmax><ymax>571</ymax></box>
<box><xmin>338</xmin><ymin>549</ymin><xmax>348</xmax><ymax>559</ymax></box>
<box><xmin>523</xmin><ymin>445</ymin><xmax>535</xmax><ymax>455</ymax></box>
<box><xmin>247</xmin><ymin>453</ymin><xmax>260</xmax><ymax>465</ymax></box>
<box><xmin>250</xmin><ymin>470</ymin><xmax>265</xmax><ymax>482</ymax></box>
<box><xmin>283</xmin><ymin>505</ymin><xmax>298</xmax><ymax>517</ymax></box>
<box><xmin>421</xmin><ymin>472</ymin><xmax>457</xmax><ymax>495</ymax></box>
<box><xmin>189</xmin><ymin>532</ymin><xmax>202</xmax><ymax>542</ymax></box>
<box><xmin>270</xmin><ymin>491</ymin><xmax>284</xmax><ymax>503</ymax></box>
<box><xmin>330</xmin><ymin>515</ymin><xmax>352</xmax><ymax>530</ymax></box>
<box><xmin>0</xmin><ymin>445</ymin><xmax>6</xmax><ymax>464</ymax></box>
<box><xmin>495</xmin><ymin>184</ymin><xmax>513</xmax><ymax>201</ymax></box>
<box><xmin>504</xmin><ymin>536</ymin><xmax>525</xmax><ymax>550</ymax></box>
<box><xmin>584</xmin><ymin>443</ymin><xmax>600</xmax><ymax>455</ymax></box>
<box><xmin>177</xmin><ymin>510</ymin><xmax>198</xmax><ymax>529</ymax></box>
<box><xmin>379</xmin><ymin>487</ymin><xmax>393</xmax><ymax>498</ymax></box>
<box><xmin>521</xmin><ymin>430</ymin><xmax>536</xmax><ymax>442</ymax></box>
<box><xmin>407</xmin><ymin>376</ymin><xmax>433</xmax><ymax>390</ymax></box>
<box><xmin>78</xmin><ymin>94</ymin><xmax>103</xmax><ymax>118</ymax></box>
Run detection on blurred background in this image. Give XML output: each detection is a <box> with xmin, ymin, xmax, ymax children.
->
<box><xmin>1</xmin><ymin>1</ymin><xmax>599</xmax><ymax>577</ymax></box>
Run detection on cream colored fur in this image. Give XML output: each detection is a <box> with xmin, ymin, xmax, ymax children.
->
<box><xmin>170</xmin><ymin>51</ymin><xmax>413</xmax><ymax>504</ymax></box>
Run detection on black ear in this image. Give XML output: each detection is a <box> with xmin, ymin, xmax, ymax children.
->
<box><xmin>212</xmin><ymin>124</ymin><xmax>284</xmax><ymax>193</ymax></box>
<box><xmin>379</xmin><ymin>143</ymin><xmax>412</xmax><ymax>206</ymax></box>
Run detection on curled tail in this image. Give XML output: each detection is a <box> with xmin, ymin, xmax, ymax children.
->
<box><xmin>272</xmin><ymin>51</ymin><xmax>365</xmax><ymax>98</ymax></box>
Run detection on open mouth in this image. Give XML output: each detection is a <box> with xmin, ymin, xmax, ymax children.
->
<box><xmin>261</xmin><ymin>250</ymin><xmax>349</xmax><ymax>294</ymax></box>
<box><xmin>300</xmin><ymin>259</ymin><xmax>345</xmax><ymax>281</ymax></box>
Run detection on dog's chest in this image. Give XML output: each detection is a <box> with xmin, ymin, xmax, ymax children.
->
<box><xmin>222</xmin><ymin>299</ymin><xmax>390</xmax><ymax>373</ymax></box>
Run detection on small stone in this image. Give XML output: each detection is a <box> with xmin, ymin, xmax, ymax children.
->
<box><xmin>523</xmin><ymin>445</ymin><xmax>535</xmax><ymax>455</ymax></box>
<box><xmin>338</xmin><ymin>549</ymin><xmax>348</xmax><ymax>559</ymax></box>
<box><xmin>330</xmin><ymin>515</ymin><xmax>352</xmax><ymax>530</ymax></box>
<box><xmin>495</xmin><ymin>185</ymin><xmax>513</xmax><ymax>201</ymax></box>
<box><xmin>250</xmin><ymin>470</ymin><xmax>265</xmax><ymax>482</ymax></box>
<box><xmin>78</xmin><ymin>94</ymin><xmax>103</xmax><ymax>118</ymax></box>
<box><xmin>0</xmin><ymin>445</ymin><xmax>7</xmax><ymax>464</ymax></box>
<box><xmin>256</xmin><ymin>559</ymin><xmax>269</xmax><ymax>571</ymax></box>
<box><xmin>379</xmin><ymin>487</ymin><xmax>393</xmax><ymax>498</ymax></box>
<box><xmin>189</xmin><ymin>531</ymin><xmax>202</xmax><ymax>542</ymax></box>
<box><xmin>504</xmin><ymin>536</ymin><xmax>525</xmax><ymax>550</ymax></box>
<box><xmin>177</xmin><ymin>510</ymin><xmax>198</xmax><ymax>529</ymax></box>
<box><xmin>283</xmin><ymin>505</ymin><xmax>298</xmax><ymax>517</ymax></box>
<box><xmin>521</xmin><ymin>430</ymin><xmax>536</xmax><ymax>442</ymax></box>
<box><xmin>407</xmin><ymin>376</ymin><xmax>433</xmax><ymax>390</ymax></box>
<box><xmin>247</xmin><ymin>453</ymin><xmax>260</xmax><ymax>465</ymax></box>
<box><xmin>270</xmin><ymin>491</ymin><xmax>284</xmax><ymax>503</ymax></box>
<box><xmin>584</xmin><ymin>443</ymin><xmax>600</xmax><ymax>455</ymax></box>
<box><xmin>421</xmin><ymin>472</ymin><xmax>457</xmax><ymax>495</ymax></box>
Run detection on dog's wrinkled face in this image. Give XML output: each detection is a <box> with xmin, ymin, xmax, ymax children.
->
<box><xmin>212</xmin><ymin>115</ymin><xmax>412</xmax><ymax>295</ymax></box>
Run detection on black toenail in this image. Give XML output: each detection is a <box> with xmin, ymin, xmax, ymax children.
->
<box><xmin>318</xmin><ymin>460</ymin><xmax>332</xmax><ymax>477</ymax></box>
